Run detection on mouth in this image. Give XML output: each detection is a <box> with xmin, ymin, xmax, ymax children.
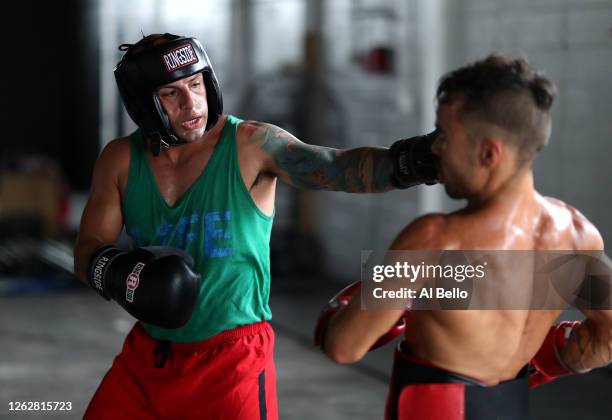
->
<box><xmin>181</xmin><ymin>115</ymin><xmax>203</xmax><ymax>131</ymax></box>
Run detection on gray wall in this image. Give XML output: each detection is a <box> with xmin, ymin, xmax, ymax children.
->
<box><xmin>462</xmin><ymin>0</ymin><xmax>612</xmax><ymax>248</ymax></box>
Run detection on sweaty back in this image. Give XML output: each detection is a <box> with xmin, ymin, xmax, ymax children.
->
<box><xmin>123</xmin><ymin>115</ymin><xmax>274</xmax><ymax>342</ymax></box>
<box><xmin>403</xmin><ymin>195</ymin><xmax>591</xmax><ymax>384</ymax></box>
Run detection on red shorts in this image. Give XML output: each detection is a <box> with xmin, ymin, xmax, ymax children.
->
<box><xmin>85</xmin><ymin>321</ymin><xmax>277</xmax><ymax>420</ymax></box>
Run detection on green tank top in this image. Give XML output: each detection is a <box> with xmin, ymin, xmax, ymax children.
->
<box><xmin>123</xmin><ymin>115</ymin><xmax>274</xmax><ymax>342</ymax></box>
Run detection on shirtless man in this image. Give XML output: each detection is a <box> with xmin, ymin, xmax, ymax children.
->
<box><xmin>315</xmin><ymin>54</ymin><xmax>612</xmax><ymax>420</ymax></box>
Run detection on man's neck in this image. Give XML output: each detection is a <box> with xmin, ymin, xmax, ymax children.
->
<box><xmin>153</xmin><ymin>116</ymin><xmax>226</xmax><ymax>164</ymax></box>
<box><xmin>466</xmin><ymin>170</ymin><xmax>536</xmax><ymax>212</ymax></box>
<box><xmin>161</xmin><ymin>140</ymin><xmax>202</xmax><ymax>164</ymax></box>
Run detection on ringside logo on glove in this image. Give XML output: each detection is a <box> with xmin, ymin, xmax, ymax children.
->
<box><xmin>92</xmin><ymin>256</ymin><xmax>110</xmax><ymax>292</ymax></box>
<box><xmin>125</xmin><ymin>262</ymin><xmax>145</xmax><ymax>303</ymax></box>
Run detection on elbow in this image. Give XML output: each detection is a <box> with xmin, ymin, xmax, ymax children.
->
<box><xmin>593</xmin><ymin>317</ymin><xmax>612</xmax><ymax>365</ymax></box>
<box><xmin>324</xmin><ymin>339</ymin><xmax>365</xmax><ymax>364</ymax></box>
<box><xmin>589</xmin><ymin>318</ymin><xmax>612</xmax><ymax>366</ymax></box>
<box><xmin>606</xmin><ymin>329</ymin><xmax>612</xmax><ymax>365</ymax></box>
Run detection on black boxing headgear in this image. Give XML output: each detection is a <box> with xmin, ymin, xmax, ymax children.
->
<box><xmin>114</xmin><ymin>33</ymin><xmax>223</xmax><ymax>156</ymax></box>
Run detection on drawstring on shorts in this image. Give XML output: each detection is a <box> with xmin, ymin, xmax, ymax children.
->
<box><xmin>153</xmin><ymin>340</ymin><xmax>171</xmax><ymax>368</ymax></box>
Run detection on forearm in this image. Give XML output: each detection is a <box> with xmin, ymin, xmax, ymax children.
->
<box><xmin>562</xmin><ymin>318</ymin><xmax>612</xmax><ymax>372</ymax></box>
<box><xmin>323</xmin><ymin>297</ymin><xmax>406</xmax><ymax>363</ymax></box>
<box><xmin>74</xmin><ymin>238</ymin><xmax>106</xmax><ymax>283</ymax></box>
<box><xmin>73</xmin><ymin>195</ymin><xmax>124</xmax><ymax>283</ymax></box>
<box><xmin>324</xmin><ymin>306</ymin><xmax>371</xmax><ymax>363</ymax></box>
<box><xmin>324</xmin><ymin>147</ymin><xmax>394</xmax><ymax>193</ymax></box>
<box><xmin>271</xmin><ymin>142</ymin><xmax>394</xmax><ymax>193</ymax></box>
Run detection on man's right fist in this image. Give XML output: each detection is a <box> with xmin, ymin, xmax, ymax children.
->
<box><xmin>88</xmin><ymin>246</ymin><xmax>201</xmax><ymax>329</ymax></box>
<box><xmin>389</xmin><ymin>130</ymin><xmax>439</xmax><ymax>189</ymax></box>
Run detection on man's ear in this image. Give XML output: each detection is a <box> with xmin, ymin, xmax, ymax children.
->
<box><xmin>479</xmin><ymin>137</ymin><xmax>503</xmax><ymax>168</ymax></box>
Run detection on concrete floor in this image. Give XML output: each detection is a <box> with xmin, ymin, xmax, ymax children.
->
<box><xmin>1</xmin><ymin>276</ymin><xmax>611</xmax><ymax>419</ymax></box>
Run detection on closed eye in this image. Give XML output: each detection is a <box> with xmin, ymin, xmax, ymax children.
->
<box><xmin>159</xmin><ymin>89</ymin><xmax>177</xmax><ymax>98</ymax></box>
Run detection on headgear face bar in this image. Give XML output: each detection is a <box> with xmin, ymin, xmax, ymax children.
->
<box><xmin>114</xmin><ymin>33</ymin><xmax>223</xmax><ymax>156</ymax></box>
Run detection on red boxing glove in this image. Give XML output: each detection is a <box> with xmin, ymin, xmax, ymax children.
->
<box><xmin>314</xmin><ymin>281</ymin><xmax>408</xmax><ymax>351</ymax></box>
<box><xmin>529</xmin><ymin>321</ymin><xmax>582</xmax><ymax>388</ymax></box>
<box><xmin>370</xmin><ymin>315</ymin><xmax>407</xmax><ymax>351</ymax></box>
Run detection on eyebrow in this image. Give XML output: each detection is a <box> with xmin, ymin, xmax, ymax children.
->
<box><xmin>158</xmin><ymin>75</ymin><xmax>200</xmax><ymax>90</ymax></box>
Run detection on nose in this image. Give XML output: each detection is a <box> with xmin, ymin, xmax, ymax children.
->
<box><xmin>180</xmin><ymin>90</ymin><xmax>197</xmax><ymax>110</ymax></box>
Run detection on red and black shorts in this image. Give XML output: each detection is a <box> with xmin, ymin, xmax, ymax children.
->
<box><xmin>85</xmin><ymin>321</ymin><xmax>277</xmax><ymax>420</ymax></box>
<box><xmin>386</xmin><ymin>342</ymin><xmax>529</xmax><ymax>420</ymax></box>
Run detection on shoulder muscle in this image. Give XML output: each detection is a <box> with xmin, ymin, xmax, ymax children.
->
<box><xmin>390</xmin><ymin>213</ymin><xmax>449</xmax><ymax>250</ymax></box>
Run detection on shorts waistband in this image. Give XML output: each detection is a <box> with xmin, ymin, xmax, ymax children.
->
<box><xmin>394</xmin><ymin>342</ymin><xmax>487</xmax><ymax>387</ymax></box>
<box><xmin>395</xmin><ymin>341</ymin><xmax>529</xmax><ymax>385</ymax></box>
<box><xmin>137</xmin><ymin>321</ymin><xmax>272</xmax><ymax>353</ymax></box>
<box><xmin>389</xmin><ymin>343</ymin><xmax>529</xmax><ymax>420</ymax></box>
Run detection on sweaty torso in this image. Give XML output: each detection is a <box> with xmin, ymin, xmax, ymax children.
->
<box><xmin>114</xmin><ymin>116</ymin><xmax>276</xmax><ymax>215</ymax></box>
<box><xmin>403</xmin><ymin>194</ymin><xmax>593</xmax><ymax>385</ymax></box>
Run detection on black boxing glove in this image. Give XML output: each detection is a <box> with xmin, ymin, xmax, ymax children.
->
<box><xmin>88</xmin><ymin>245</ymin><xmax>201</xmax><ymax>329</ymax></box>
<box><xmin>389</xmin><ymin>129</ymin><xmax>439</xmax><ymax>188</ymax></box>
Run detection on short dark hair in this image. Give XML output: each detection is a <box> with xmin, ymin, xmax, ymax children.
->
<box><xmin>119</xmin><ymin>33</ymin><xmax>176</xmax><ymax>59</ymax></box>
<box><xmin>437</xmin><ymin>54</ymin><xmax>556</xmax><ymax>165</ymax></box>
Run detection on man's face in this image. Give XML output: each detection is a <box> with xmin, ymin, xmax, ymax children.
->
<box><xmin>157</xmin><ymin>73</ymin><xmax>208</xmax><ymax>142</ymax></box>
<box><xmin>432</xmin><ymin>98</ymin><xmax>485</xmax><ymax>200</ymax></box>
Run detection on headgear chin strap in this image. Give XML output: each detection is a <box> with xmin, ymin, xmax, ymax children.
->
<box><xmin>114</xmin><ymin>33</ymin><xmax>223</xmax><ymax>156</ymax></box>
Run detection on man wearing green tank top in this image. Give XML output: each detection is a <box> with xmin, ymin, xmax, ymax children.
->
<box><xmin>74</xmin><ymin>33</ymin><xmax>438</xmax><ymax>420</ymax></box>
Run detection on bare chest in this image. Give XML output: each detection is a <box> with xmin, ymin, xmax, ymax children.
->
<box><xmin>143</xmin><ymin>143</ymin><xmax>267</xmax><ymax>208</ymax></box>
<box><xmin>147</xmin><ymin>150</ymin><xmax>213</xmax><ymax>207</ymax></box>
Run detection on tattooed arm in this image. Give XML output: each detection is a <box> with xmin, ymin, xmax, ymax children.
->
<box><xmin>245</xmin><ymin>121</ymin><xmax>395</xmax><ymax>193</ymax></box>
<box><xmin>562</xmin><ymin>310</ymin><xmax>612</xmax><ymax>372</ymax></box>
